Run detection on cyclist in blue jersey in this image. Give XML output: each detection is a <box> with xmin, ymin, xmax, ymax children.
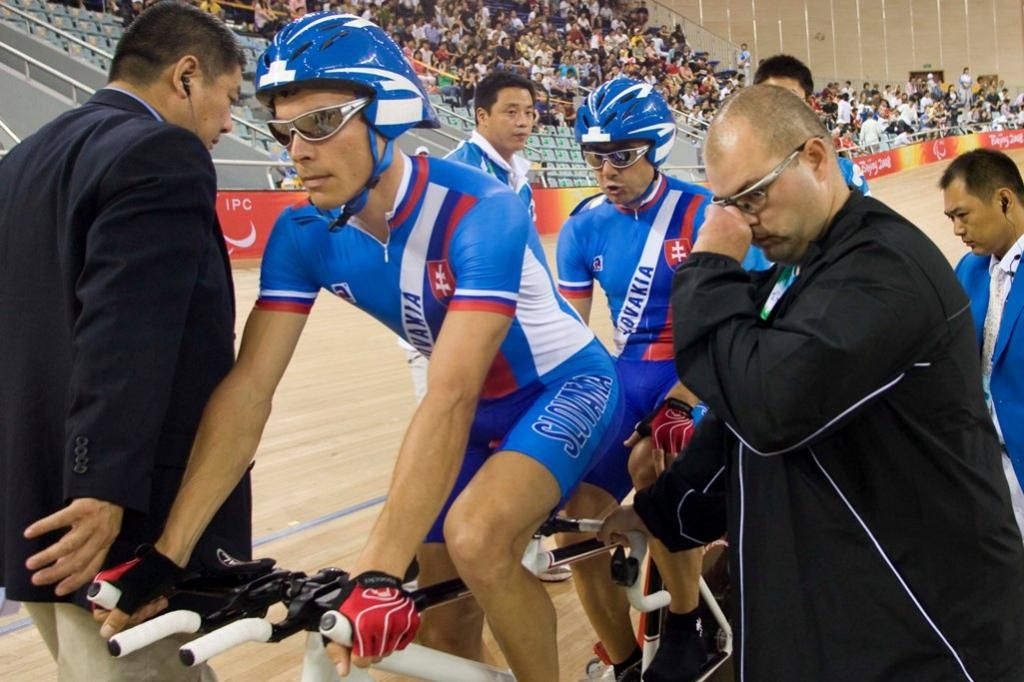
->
<box><xmin>92</xmin><ymin>14</ymin><xmax>623</xmax><ymax>682</ymax></box>
<box><xmin>445</xmin><ymin>71</ymin><xmax>575</xmax><ymax>583</ymax></box>
<box><xmin>555</xmin><ymin>78</ymin><xmax>768</xmax><ymax>681</ymax></box>
<box><xmin>753</xmin><ymin>55</ymin><xmax>871</xmax><ymax>196</ymax></box>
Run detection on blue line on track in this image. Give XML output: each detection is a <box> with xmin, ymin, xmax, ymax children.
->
<box><xmin>0</xmin><ymin>495</ymin><xmax>387</xmax><ymax>637</ymax></box>
<box><xmin>252</xmin><ymin>494</ymin><xmax>386</xmax><ymax>547</ymax></box>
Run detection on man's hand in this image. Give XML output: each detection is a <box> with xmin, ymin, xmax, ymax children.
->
<box><xmin>597</xmin><ymin>505</ymin><xmax>650</xmax><ymax>547</ymax></box>
<box><xmin>24</xmin><ymin>498</ymin><xmax>124</xmax><ymax>596</ymax></box>
<box><xmin>692</xmin><ymin>204</ymin><xmax>753</xmax><ymax>263</ymax></box>
<box><xmin>322</xmin><ymin>571</ymin><xmax>420</xmax><ymax>676</ymax></box>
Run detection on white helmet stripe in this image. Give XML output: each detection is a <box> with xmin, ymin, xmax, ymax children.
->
<box><xmin>323</xmin><ymin>66</ymin><xmax>422</xmax><ymax>94</ymax></box>
<box><xmin>284</xmin><ymin>13</ymin><xmax>346</xmax><ymax>44</ymax></box>
<box><xmin>599</xmin><ymin>82</ymin><xmax>652</xmax><ymax>114</ymax></box>
<box><xmin>374</xmin><ymin>98</ymin><xmax>425</xmax><ymax>125</ymax></box>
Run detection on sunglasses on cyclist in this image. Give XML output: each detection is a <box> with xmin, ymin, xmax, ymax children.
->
<box><xmin>710</xmin><ymin>137</ymin><xmax>820</xmax><ymax>214</ymax></box>
<box><xmin>266</xmin><ymin>97</ymin><xmax>371</xmax><ymax>146</ymax></box>
<box><xmin>581</xmin><ymin>144</ymin><xmax>651</xmax><ymax>170</ymax></box>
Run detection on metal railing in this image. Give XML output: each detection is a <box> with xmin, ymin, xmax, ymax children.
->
<box><xmin>840</xmin><ymin>121</ymin><xmax>997</xmax><ymax>157</ymax></box>
<box><xmin>0</xmin><ymin>39</ymin><xmax>95</xmax><ymax>103</ymax></box>
<box><xmin>0</xmin><ymin>116</ymin><xmax>21</xmax><ymax>144</ymax></box>
<box><xmin>640</xmin><ymin>0</ymin><xmax>738</xmax><ymax>71</ymax></box>
<box><xmin>0</xmin><ymin>1</ymin><xmax>276</xmax><ymax>147</ymax></box>
<box><xmin>1</xmin><ymin>2</ymin><xmax>111</xmax><ymax>61</ymax></box>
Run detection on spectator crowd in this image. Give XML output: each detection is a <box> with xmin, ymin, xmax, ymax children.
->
<box><xmin>83</xmin><ymin>0</ymin><xmax>1024</xmax><ymax>145</ymax></box>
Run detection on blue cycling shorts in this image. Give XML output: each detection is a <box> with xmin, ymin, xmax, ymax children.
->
<box><xmin>581</xmin><ymin>358</ymin><xmax>680</xmax><ymax>502</ymax></box>
<box><xmin>425</xmin><ymin>339</ymin><xmax>624</xmax><ymax>543</ymax></box>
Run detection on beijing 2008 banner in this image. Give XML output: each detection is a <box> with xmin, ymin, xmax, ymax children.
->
<box><xmin>853</xmin><ymin>130</ymin><xmax>1024</xmax><ymax>181</ymax></box>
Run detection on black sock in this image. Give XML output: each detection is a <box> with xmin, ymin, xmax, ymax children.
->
<box><xmin>613</xmin><ymin>645</ymin><xmax>643</xmax><ymax>676</ymax></box>
<box><xmin>663</xmin><ymin>605</ymin><xmax>701</xmax><ymax>637</ymax></box>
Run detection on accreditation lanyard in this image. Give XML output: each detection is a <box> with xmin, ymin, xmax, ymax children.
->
<box><xmin>760</xmin><ymin>264</ymin><xmax>799</xmax><ymax>320</ymax></box>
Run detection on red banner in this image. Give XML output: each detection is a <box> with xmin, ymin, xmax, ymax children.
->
<box><xmin>220</xmin><ymin>130</ymin><xmax>1024</xmax><ymax>259</ymax></box>
<box><xmin>533</xmin><ymin>186</ymin><xmax>597</xmax><ymax>235</ymax></box>
<box><xmin>218</xmin><ymin>190</ymin><xmax>306</xmax><ymax>260</ymax></box>
<box><xmin>853</xmin><ymin>130</ymin><xmax>1024</xmax><ymax>181</ymax></box>
<box><xmin>979</xmin><ymin>129</ymin><xmax>1024</xmax><ymax>151</ymax></box>
<box><xmin>217</xmin><ymin>187</ymin><xmax>602</xmax><ymax>259</ymax></box>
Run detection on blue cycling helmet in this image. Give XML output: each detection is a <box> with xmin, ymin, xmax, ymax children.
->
<box><xmin>255</xmin><ymin>13</ymin><xmax>438</xmax><ymax>227</ymax></box>
<box><xmin>575</xmin><ymin>78</ymin><xmax>677</xmax><ymax>166</ymax></box>
<box><xmin>256</xmin><ymin>13</ymin><xmax>439</xmax><ymax>137</ymax></box>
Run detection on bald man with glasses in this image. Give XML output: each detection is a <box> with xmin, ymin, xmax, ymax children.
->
<box><xmin>600</xmin><ymin>84</ymin><xmax>1024</xmax><ymax>681</ymax></box>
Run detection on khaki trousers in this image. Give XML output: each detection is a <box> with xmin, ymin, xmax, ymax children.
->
<box><xmin>24</xmin><ymin>601</ymin><xmax>216</xmax><ymax>682</ymax></box>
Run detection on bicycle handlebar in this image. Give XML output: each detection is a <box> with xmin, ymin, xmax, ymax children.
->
<box><xmin>108</xmin><ymin>610</ymin><xmax>202</xmax><ymax>658</ymax></box>
<box><xmin>179</xmin><ymin>618</ymin><xmax>273</xmax><ymax>666</ymax></box>
<box><xmin>87</xmin><ymin>580</ymin><xmax>121</xmax><ymax>611</ymax></box>
<box><xmin>622</xmin><ymin>533</ymin><xmax>672</xmax><ymax>613</ymax></box>
<box><xmin>105</xmin><ymin>518</ymin><xmax>671</xmax><ymax>669</ymax></box>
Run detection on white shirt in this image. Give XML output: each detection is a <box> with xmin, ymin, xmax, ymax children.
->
<box><xmin>837</xmin><ymin>99</ymin><xmax>852</xmax><ymax>124</ymax></box>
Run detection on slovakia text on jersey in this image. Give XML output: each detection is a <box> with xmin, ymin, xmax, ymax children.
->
<box><xmin>557</xmin><ymin>174</ymin><xmax>770</xmax><ymax>360</ymax></box>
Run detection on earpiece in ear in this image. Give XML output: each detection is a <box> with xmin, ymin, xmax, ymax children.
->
<box><xmin>181</xmin><ymin>76</ymin><xmax>191</xmax><ymax>96</ymax></box>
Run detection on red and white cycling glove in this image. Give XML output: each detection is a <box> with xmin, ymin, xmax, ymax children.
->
<box><xmin>636</xmin><ymin>398</ymin><xmax>696</xmax><ymax>456</ymax></box>
<box><xmin>328</xmin><ymin>571</ymin><xmax>420</xmax><ymax>658</ymax></box>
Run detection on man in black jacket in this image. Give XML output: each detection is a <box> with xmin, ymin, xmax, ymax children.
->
<box><xmin>0</xmin><ymin>3</ymin><xmax>251</xmax><ymax>678</ymax></box>
<box><xmin>600</xmin><ymin>85</ymin><xmax>1024</xmax><ymax>681</ymax></box>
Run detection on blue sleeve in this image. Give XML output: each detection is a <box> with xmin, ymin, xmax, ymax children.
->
<box><xmin>740</xmin><ymin>245</ymin><xmax>772</xmax><ymax>271</ymax></box>
<box><xmin>447</xmin><ymin>191</ymin><xmax>529</xmax><ymax>316</ymax></box>
<box><xmin>841</xmin><ymin>156</ymin><xmax>872</xmax><ymax>196</ymax></box>
<box><xmin>555</xmin><ymin>216</ymin><xmax>595</xmax><ymax>300</ymax></box>
<box><xmin>255</xmin><ymin>208</ymin><xmax>321</xmax><ymax>313</ymax></box>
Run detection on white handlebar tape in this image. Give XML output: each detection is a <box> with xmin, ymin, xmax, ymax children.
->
<box><xmin>87</xmin><ymin>581</ymin><xmax>122</xmax><ymax>611</ymax></box>
<box><xmin>318</xmin><ymin>610</ymin><xmax>353</xmax><ymax>646</ymax></box>
<box><xmin>624</xmin><ymin>532</ymin><xmax>672</xmax><ymax>613</ymax></box>
<box><xmin>179</xmin><ymin>618</ymin><xmax>273</xmax><ymax>666</ymax></box>
<box><xmin>576</xmin><ymin>519</ymin><xmax>604</xmax><ymax>533</ymax></box>
<box><xmin>108</xmin><ymin>611</ymin><xmax>202</xmax><ymax>658</ymax></box>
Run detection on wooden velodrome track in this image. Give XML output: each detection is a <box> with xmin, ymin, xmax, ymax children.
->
<box><xmin>2</xmin><ymin>149</ymin><xmax>1017</xmax><ymax>681</ymax></box>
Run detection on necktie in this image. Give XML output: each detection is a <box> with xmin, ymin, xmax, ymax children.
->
<box><xmin>981</xmin><ymin>267</ymin><xmax>1011</xmax><ymax>436</ymax></box>
<box><xmin>983</xmin><ymin>267</ymin><xmax>1011</xmax><ymax>377</ymax></box>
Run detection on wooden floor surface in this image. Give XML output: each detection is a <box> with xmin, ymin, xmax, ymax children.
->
<box><xmin>2</xmin><ymin>149</ymin><xmax>1013</xmax><ymax>681</ymax></box>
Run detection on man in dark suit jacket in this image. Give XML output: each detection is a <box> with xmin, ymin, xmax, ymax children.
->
<box><xmin>943</xmin><ymin>148</ymin><xmax>1024</xmax><ymax>541</ymax></box>
<box><xmin>0</xmin><ymin>3</ymin><xmax>251</xmax><ymax>678</ymax></box>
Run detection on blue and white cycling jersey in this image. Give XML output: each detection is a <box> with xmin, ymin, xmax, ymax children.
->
<box><xmin>257</xmin><ymin>153</ymin><xmax>594</xmax><ymax>400</ymax></box>
<box><xmin>446</xmin><ymin>130</ymin><xmax>535</xmax><ymax>220</ymax></box>
<box><xmin>839</xmin><ymin>155</ymin><xmax>871</xmax><ymax>195</ymax></box>
<box><xmin>557</xmin><ymin>173</ymin><xmax>770</xmax><ymax>362</ymax></box>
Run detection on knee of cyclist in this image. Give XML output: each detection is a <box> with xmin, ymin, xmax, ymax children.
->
<box><xmin>444</xmin><ymin>520</ymin><xmax>515</xmax><ymax>583</ymax></box>
<box><xmin>627</xmin><ymin>450</ymin><xmax>657</xmax><ymax>490</ymax></box>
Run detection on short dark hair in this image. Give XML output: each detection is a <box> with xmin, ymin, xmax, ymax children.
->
<box><xmin>474</xmin><ymin>72</ymin><xmax>536</xmax><ymax>121</ymax></box>
<box><xmin>753</xmin><ymin>54</ymin><xmax>814</xmax><ymax>98</ymax></box>
<box><xmin>939</xmin><ymin>149</ymin><xmax>1024</xmax><ymax>202</ymax></box>
<box><xmin>109</xmin><ymin>1</ymin><xmax>245</xmax><ymax>85</ymax></box>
